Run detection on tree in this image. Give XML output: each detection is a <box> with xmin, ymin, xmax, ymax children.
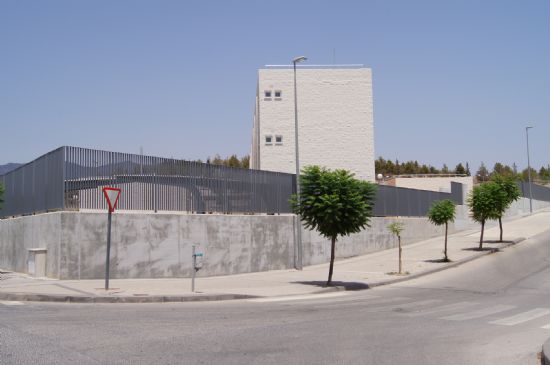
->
<box><xmin>441</xmin><ymin>164</ymin><xmax>450</xmax><ymax>174</ymax></box>
<box><xmin>476</xmin><ymin>162</ymin><xmax>489</xmax><ymax>182</ymax></box>
<box><xmin>455</xmin><ymin>163</ymin><xmax>466</xmax><ymax>175</ymax></box>
<box><xmin>290</xmin><ymin>166</ymin><xmax>377</xmax><ymax>286</ymax></box>
<box><xmin>427</xmin><ymin>200</ymin><xmax>456</xmax><ymax>262</ymax></box>
<box><xmin>467</xmin><ymin>182</ymin><xmax>502</xmax><ymax>249</ymax></box>
<box><xmin>491</xmin><ymin>174</ymin><xmax>521</xmax><ymax>242</ymax></box>
<box><xmin>240</xmin><ymin>155</ymin><xmax>250</xmax><ymax>169</ymax></box>
<box><xmin>465</xmin><ymin>162</ymin><xmax>471</xmax><ymax>176</ymax></box>
<box><xmin>387</xmin><ymin>222</ymin><xmax>405</xmax><ymax>274</ymax></box>
<box><xmin>522</xmin><ymin>167</ymin><xmax>538</xmax><ymax>182</ymax></box>
<box><xmin>226</xmin><ymin>155</ymin><xmax>240</xmax><ymax>168</ymax></box>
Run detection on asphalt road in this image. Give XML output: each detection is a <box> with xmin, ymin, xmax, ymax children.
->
<box><xmin>3</xmin><ymin>230</ymin><xmax>550</xmax><ymax>364</ymax></box>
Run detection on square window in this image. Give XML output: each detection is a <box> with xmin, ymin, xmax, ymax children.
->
<box><xmin>265</xmin><ymin>135</ymin><xmax>273</xmax><ymax>145</ymax></box>
<box><xmin>275</xmin><ymin>135</ymin><xmax>283</xmax><ymax>144</ymax></box>
<box><xmin>274</xmin><ymin>90</ymin><xmax>282</xmax><ymax>98</ymax></box>
<box><xmin>264</xmin><ymin>91</ymin><xmax>272</xmax><ymax>98</ymax></box>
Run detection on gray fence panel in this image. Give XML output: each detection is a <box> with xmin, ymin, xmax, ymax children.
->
<box><xmin>62</xmin><ymin>146</ymin><xmax>295</xmax><ymax>215</ymax></box>
<box><xmin>450</xmin><ymin>182</ymin><xmax>464</xmax><ymax>204</ymax></box>
<box><xmin>0</xmin><ymin>147</ymin><xmax>65</xmax><ymax>217</ymax></box>
<box><xmin>518</xmin><ymin>181</ymin><xmax>550</xmax><ymax>202</ymax></box>
<box><xmin>372</xmin><ymin>184</ymin><xmax>458</xmax><ymax>217</ymax></box>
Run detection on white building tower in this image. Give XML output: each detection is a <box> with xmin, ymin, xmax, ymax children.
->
<box><xmin>250</xmin><ymin>65</ymin><xmax>375</xmax><ymax>181</ymax></box>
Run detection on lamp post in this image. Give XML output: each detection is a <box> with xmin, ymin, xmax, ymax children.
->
<box><xmin>526</xmin><ymin>126</ymin><xmax>534</xmax><ymax>214</ymax></box>
<box><xmin>293</xmin><ymin>55</ymin><xmax>307</xmax><ymax>270</ymax></box>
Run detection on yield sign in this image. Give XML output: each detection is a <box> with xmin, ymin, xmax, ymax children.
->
<box><xmin>102</xmin><ymin>187</ymin><xmax>121</xmax><ymax>213</ymax></box>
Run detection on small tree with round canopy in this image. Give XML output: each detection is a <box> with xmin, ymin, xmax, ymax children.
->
<box><xmin>291</xmin><ymin>166</ymin><xmax>377</xmax><ymax>286</ymax></box>
<box><xmin>467</xmin><ymin>182</ymin><xmax>504</xmax><ymax>249</ymax></box>
<box><xmin>427</xmin><ymin>199</ymin><xmax>456</xmax><ymax>262</ymax></box>
<box><xmin>491</xmin><ymin>174</ymin><xmax>521</xmax><ymax>242</ymax></box>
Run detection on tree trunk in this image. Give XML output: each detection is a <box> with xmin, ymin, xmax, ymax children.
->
<box><xmin>479</xmin><ymin>219</ymin><xmax>485</xmax><ymax>250</ymax></box>
<box><xmin>398</xmin><ymin>235</ymin><xmax>402</xmax><ymax>274</ymax></box>
<box><xmin>444</xmin><ymin>222</ymin><xmax>448</xmax><ymax>261</ymax></box>
<box><xmin>327</xmin><ymin>236</ymin><xmax>336</xmax><ymax>286</ymax></box>
<box><xmin>499</xmin><ymin>217</ymin><xmax>503</xmax><ymax>242</ymax></box>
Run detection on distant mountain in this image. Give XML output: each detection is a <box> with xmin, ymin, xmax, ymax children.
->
<box><xmin>0</xmin><ymin>163</ymin><xmax>22</xmax><ymax>175</ymax></box>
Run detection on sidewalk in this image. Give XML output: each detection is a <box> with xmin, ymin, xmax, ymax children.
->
<box><xmin>1</xmin><ymin>211</ymin><xmax>549</xmax><ymax>303</ymax></box>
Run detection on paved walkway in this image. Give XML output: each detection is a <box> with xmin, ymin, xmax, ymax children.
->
<box><xmin>1</xmin><ymin>211</ymin><xmax>549</xmax><ymax>303</ymax></box>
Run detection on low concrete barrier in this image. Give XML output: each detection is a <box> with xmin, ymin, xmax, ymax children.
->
<box><xmin>0</xmin><ymin>212</ymin><xmax>446</xmax><ymax>280</ymax></box>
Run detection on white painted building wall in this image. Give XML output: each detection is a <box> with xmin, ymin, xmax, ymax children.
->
<box><xmin>393</xmin><ymin>176</ymin><xmax>474</xmax><ymax>194</ymax></box>
<box><xmin>250</xmin><ymin>67</ymin><xmax>375</xmax><ymax>181</ymax></box>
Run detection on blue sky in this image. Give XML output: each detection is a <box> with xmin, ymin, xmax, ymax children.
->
<box><xmin>1</xmin><ymin>0</ymin><xmax>549</xmax><ymax>172</ymax></box>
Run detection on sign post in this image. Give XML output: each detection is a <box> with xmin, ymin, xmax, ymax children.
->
<box><xmin>102</xmin><ymin>187</ymin><xmax>121</xmax><ymax>290</ymax></box>
<box><xmin>191</xmin><ymin>245</ymin><xmax>204</xmax><ymax>293</ymax></box>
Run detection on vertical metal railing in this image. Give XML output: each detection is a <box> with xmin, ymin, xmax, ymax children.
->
<box><xmin>0</xmin><ymin>147</ymin><xmax>65</xmax><ymax>217</ymax></box>
<box><xmin>61</xmin><ymin>146</ymin><xmax>295</xmax><ymax>215</ymax></box>
<box><xmin>7</xmin><ymin>146</ymin><xmax>550</xmax><ymax>219</ymax></box>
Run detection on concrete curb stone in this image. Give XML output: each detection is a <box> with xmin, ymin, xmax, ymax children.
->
<box><xmin>366</xmin><ymin>237</ymin><xmax>526</xmax><ymax>289</ymax></box>
<box><xmin>0</xmin><ymin>292</ymin><xmax>258</xmax><ymax>303</ymax></box>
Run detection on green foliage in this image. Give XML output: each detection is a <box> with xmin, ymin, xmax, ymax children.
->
<box><xmin>491</xmin><ymin>174</ymin><xmax>521</xmax><ymax>211</ymax></box>
<box><xmin>291</xmin><ymin>166</ymin><xmax>377</xmax><ymax>241</ymax></box>
<box><xmin>455</xmin><ymin>163</ymin><xmax>466</xmax><ymax>175</ymax></box>
<box><xmin>375</xmin><ymin>157</ymin><xmax>470</xmax><ymax>176</ymax></box>
<box><xmin>522</xmin><ymin>167</ymin><xmax>538</xmax><ymax>182</ymax></box>
<box><xmin>476</xmin><ymin>162</ymin><xmax>489</xmax><ymax>182</ymax></box>
<box><xmin>428</xmin><ymin>199</ymin><xmax>455</xmax><ymax>261</ymax></box>
<box><xmin>205</xmin><ymin>154</ymin><xmax>250</xmax><ymax>169</ymax></box>
<box><xmin>387</xmin><ymin>222</ymin><xmax>404</xmax><ymax>237</ymax></box>
<box><xmin>467</xmin><ymin>182</ymin><xmax>503</xmax><ymax>223</ymax></box>
<box><xmin>240</xmin><ymin>155</ymin><xmax>250</xmax><ymax>169</ymax></box>
<box><xmin>427</xmin><ymin>200</ymin><xmax>456</xmax><ymax>226</ymax></box>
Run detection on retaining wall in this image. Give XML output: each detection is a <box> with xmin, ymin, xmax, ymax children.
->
<box><xmin>2</xmin><ymin>197</ymin><xmax>548</xmax><ymax>280</ymax></box>
<box><xmin>1</xmin><ymin>212</ymin><xmax>446</xmax><ymax>279</ymax></box>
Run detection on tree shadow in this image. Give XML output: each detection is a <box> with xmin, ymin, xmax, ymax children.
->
<box><xmin>462</xmin><ymin>247</ymin><xmax>497</xmax><ymax>252</ymax></box>
<box><xmin>291</xmin><ymin>281</ymin><xmax>370</xmax><ymax>290</ymax></box>
<box><xmin>484</xmin><ymin>240</ymin><xmax>514</xmax><ymax>244</ymax></box>
<box><xmin>424</xmin><ymin>258</ymin><xmax>452</xmax><ymax>264</ymax></box>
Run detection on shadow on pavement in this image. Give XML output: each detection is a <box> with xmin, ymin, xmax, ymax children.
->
<box><xmin>484</xmin><ymin>240</ymin><xmax>514</xmax><ymax>244</ymax></box>
<box><xmin>462</xmin><ymin>247</ymin><xmax>498</xmax><ymax>252</ymax></box>
<box><xmin>292</xmin><ymin>281</ymin><xmax>370</xmax><ymax>290</ymax></box>
<box><xmin>424</xmin><ymin>258</ymin><xmax>451</xmax><ymax>263</ymax></box>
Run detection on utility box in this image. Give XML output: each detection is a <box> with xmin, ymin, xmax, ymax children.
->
<box><xmin>27</xmin><ymin>248</ymin><xmax>47</xmax><ymax>277</ymax></box>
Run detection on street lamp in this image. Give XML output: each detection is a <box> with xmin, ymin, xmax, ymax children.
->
<box><xmin>293</xmin><ymin>55</ymin><xmax>307</xmax><ymax>270</ymax></box>
<box><xmin>526</xmin><ymin>126</ymin><xmax>534</xmax><ymax>214</ymax></box>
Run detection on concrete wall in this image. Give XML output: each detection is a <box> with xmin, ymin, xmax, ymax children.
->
<box><xmin>302</xmin><ymin>216</ymin><xmax>448</xmax><ymax>266</ymax></box>
<box><xmin>1</xmin><ymin>212</ymin><xmax>295</xmax><ymax>280</ymax></box>
<box><xmin>251</xmin><ymin>68</ymin><xmax>375</xmax><ymax>181</ymax></box>
<box><xmin>2</xmin><ymin>197</ymin><xmax>548</xmax><ymax>280</ymax></box>
<box><xmin>454</xmin><ymin>197</ymin><xmax>550</xmax><ymax>230</ymax></box>
<box><xmin>1</xmin><ymin>212</ymin><xmax>444</xmax><ymax>280</ymax></box>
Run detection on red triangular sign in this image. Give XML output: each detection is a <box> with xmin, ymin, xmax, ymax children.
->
<box><xmin>102</xmin><ymin>187</ymin><xmax>121</xmax><ymax>213</ymax></box>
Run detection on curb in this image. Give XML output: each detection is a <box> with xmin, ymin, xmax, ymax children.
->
<box><xmin>0</xmin><ymin>292</ymin><xmax>258</xmax><ymax>303</ymax></box>
<box><xmin>365</xmin><ymin>237</ymin><xmax>526</xmax><ymax>289</ymax></box>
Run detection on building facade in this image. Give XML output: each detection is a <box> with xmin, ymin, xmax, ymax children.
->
<box><xmin>250</xmin><ymin>66</ymin><xmax>375</xmax><ymax>181</ymax></box>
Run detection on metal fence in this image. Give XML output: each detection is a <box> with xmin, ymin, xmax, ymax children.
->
<box><xmin>518</xmin><ymin>181</ymin><xmax>550</xmax><ymax>202</ymax></box>
<box><xmin>0</xmin><ymin>146</ymin><xmax>295</xmax><ymax>217</ymax></box>
<box><xmin>372</xmin><ymin>182</ymin><xmax>463</xmax><ymax>217</ymax></box>
<box><xmin>9</xmin><ymin>146</ymin><xmax>550</xmax><ymax>219</ymax></box>
<box><xmin>0</xmin><ymin>147</ymin><xmax>65</xmax><ymax>217</ymax></box>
